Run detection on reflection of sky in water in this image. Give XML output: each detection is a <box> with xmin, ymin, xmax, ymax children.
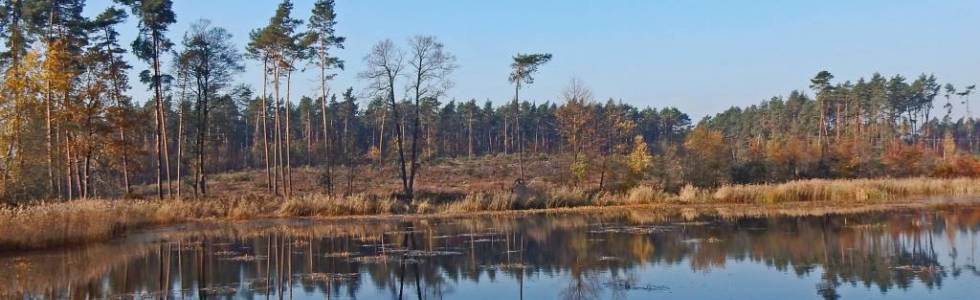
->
<box><xmin>3</xmin><ymin>206</ymin><xmax>980</xmax><ymax>299</ymax></box>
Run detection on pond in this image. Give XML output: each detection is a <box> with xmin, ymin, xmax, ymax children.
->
<box><xmin>2</xmin><ymin>205</ymin><xmax>980</xmax><ymax>299</ymax></box>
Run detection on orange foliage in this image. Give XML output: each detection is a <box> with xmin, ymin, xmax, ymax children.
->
<box><xmin>933</xmin><ymin>155</ymin><xmax>980</xmax><ymax>178</ymax></box>
<box><xmin>881</xmin><ymin>140</ymin><xmax>936</xmax><ymax>177</ymax></box>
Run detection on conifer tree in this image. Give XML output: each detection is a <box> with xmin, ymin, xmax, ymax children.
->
<box><xmin>508</xmin><ymin>53</ymin><xmax>551</xmax><ymax>182</ymax></box>
<box><xmin>117</xmin><ymin>0</ymin><xmax>176</xmax><ymax>199</ymax></box>
<box><xmin>307</xmin><ymin>0</ymin><xmax>345</xmax><ymax>194</ymax></box>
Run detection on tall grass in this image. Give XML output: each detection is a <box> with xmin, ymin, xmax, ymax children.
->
<box><xmin>276</xmin><ymin>193</ymin><xmax>405</xmax><ymax>217</ymax></box>
<box><xmin>712</xmin><ymin>177</ymin><xmax>980</xmax><ymax>203</ymax></box>
<box><xmin>0</xmin><ymin>199</ymin><xmax>159</xmax><ymax>250</ymax></box>
<box><xmin>3</xmin><ymin>177</ymin><xmax>980</xmax><ymax>251</ymax></box>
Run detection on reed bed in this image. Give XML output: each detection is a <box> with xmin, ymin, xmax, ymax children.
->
<box><xmin>275</xmin><ymin>193</ymin><xmax>404</xmax><ymax>217</ymax></box>
<box><xmin>712</xmin><ymin>177</ymin><xmax>980</xmax><ymax>204</ymax></box>
<box><xmin>0</xmin><ymin>199</ymin><xmax>159</xmax><ymax>250</ymax></box>
<box><xmin>3</xmin><ymin>177</ymin><xmax>980</xmax><ymax>251</ymax></box>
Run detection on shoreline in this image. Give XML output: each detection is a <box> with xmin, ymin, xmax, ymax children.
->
<box><xmin>7</xmin><ymin>195</ymin><xmax>979</xmax><ymax>257</ymax></box>
<box><xmin>130</xmin><ymin>195</ymin><xmax>980</xmax><ymax>242</ymax></box>
<box><xmin>4</xmin><ymin>177</ymin><xmax>980</xmax><ymax>252</ymax></box>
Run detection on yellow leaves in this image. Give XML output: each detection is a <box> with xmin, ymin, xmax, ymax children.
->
<box><xmin>627</xmin><ymin>135</ymin><xmax>652</xmax><ymax>177</ymax></box>
<box><xmin>42</xmin><ymin>39</ymin><xmax>75</xmax><ymax>93</ymax></box>
<box><xmin>683</xmin><ymin>126</ymin><xmax>732</xmax><ymax>187</ymax></box>
<box><xmin>0</xmin><ymin>49</ymin><xmax>46</xmax><ymax>185</ymax></box>
<box><xmin>2</xmin><ymin>50</ymin><xmax>44</xmax><ymax>106</ymax></box>
<box><xmin>684</xmin><ymin>125</ymin><xmax>728</xmax><ymax>162</ymax></box>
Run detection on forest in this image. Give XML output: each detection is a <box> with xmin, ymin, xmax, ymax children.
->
<box><xmin>2</xmin><ymin>0</ymin><xmax>980</xmax><ymax>204</ymax></box>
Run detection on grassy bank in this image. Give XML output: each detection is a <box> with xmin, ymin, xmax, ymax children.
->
<box><xmin>3</xmin><ymin>177</ymin><xmax>980</xmax><ymax>251</ymax></box>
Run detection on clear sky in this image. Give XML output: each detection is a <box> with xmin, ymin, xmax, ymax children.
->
<box><xmin>84</xmin><ymin>0</ymin><xmax>980</xmax><ymax>118</ymax></box>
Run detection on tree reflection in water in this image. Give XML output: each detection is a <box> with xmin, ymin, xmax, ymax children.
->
<box><xmin>3</xmin><ymin>206</ymin><xmax>980</xmax><ymax>299</ymax></box>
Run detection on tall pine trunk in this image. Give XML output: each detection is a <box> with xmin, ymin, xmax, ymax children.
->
<box><xmin>273</xmin><ymin>60</ymin><xmax>284</xmax><ymax>196</ymax></box>
<box><xmin>318</xmin><ymin>48</ymin><xmax>333</xmax><ymax>194</ymax></box>
<box><xmin>284</xmin><ymin>69</ymin><xmax>293</xmax><ymax>198</ymax></box>
<box><xmin>65</xmin><ymin>132</ymin><xmax>72</xmax><ymax>200</ymax></box>
<box><xmin>261</xmin><ymin>58</ymin><xmax>273</xmax><ymax>193</ymax></box>
<box><xmin>306</xmin><ymin>109</ymin><xmax>312</xmax><ymax>166</ymax></box>
<box><xmin>514</xmin><ymin>82</ymin><xmax>525</xmax><ymax>181</ymax></box>
<box><xmin>151</xmin><ymin>31</ymin><xmax>169</xmax><ymax>200</ymax></box>
<box><xmin>176</xmin><ymin>103</ymin><xmax>184</xmax><ymax>199</ymax></box>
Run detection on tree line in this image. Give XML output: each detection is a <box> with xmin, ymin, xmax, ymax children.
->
<box><xmin>1</xmin><ymin>0</ymin><xmax>978</xmax><ymax>202</ymax></box>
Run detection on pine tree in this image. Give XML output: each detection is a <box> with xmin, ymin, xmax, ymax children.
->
<box><xmin>508</xmin><ymin>53</ymin><xmax>550</xmax><ymax>182</ymax></box>
<box><xmin>118</xmin><ymin>0</ymin><xmax>176</xmax><ymax>199</ymax></box>
<box><xmin>307</xmin><ymin>0</ymin><xmax>345</xmax><ymax>194</ymax></box>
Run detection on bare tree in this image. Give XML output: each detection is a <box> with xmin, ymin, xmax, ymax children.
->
<box><xmin>178</xmin><ymin>19</ymin><xmax>244</xmax><ymax>197</ymax></box>
<box><xmin>406</xmin><ymin>35</ymin><xmax>456</xmax><ymax>198</ymax></box>
<box><xmin>360</xmin><ymin>39</ymin><xmax>410</xmax><ymax>199</ymax></box>
<box><xmin>557</xmin><ymin>77</ymin><xmax>596</xmax><ymax>161</ymax></box>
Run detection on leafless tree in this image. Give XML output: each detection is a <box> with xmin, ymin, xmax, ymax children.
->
<box><xmin>405</xmin><ymin>35</ymin><xmax>457</xmax><ymax>198</ymax></box>
<box><xmin>360</xmin><ymin>39</ymin><xmax>410</xmax><ymax>199</ymax></box>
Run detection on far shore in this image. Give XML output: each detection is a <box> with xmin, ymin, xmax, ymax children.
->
<box><xmin>3</xmin><ymin>177</ymin><xmax>980</xmax><ymax>252</ymax></box>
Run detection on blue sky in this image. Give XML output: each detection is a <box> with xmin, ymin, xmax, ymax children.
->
<box><xmin>84</xmin><ymin>0</ymin><xmax>980</xmax><ymax>118</ymax></box>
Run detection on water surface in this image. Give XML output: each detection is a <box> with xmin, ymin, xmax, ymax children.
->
<box><xmin>3</xmin><ymin>205</ymin><xmax>980</xmax><ymax>299</ymax></box>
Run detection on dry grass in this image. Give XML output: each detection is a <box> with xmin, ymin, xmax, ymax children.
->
<box><xmin>712</xmin><ymin>177</ymin><xmax>980</xmax><ymax>204</ymax></box>
<box><xmin>275</xmin><ymin>193</ymin><xmax>405</xmax><ymax>217</ymax></box>
<box><xmin>0</xmin><ymin>199</ymin><xmax>159</xmax><ymax>250</ymax></box>
<box><xmin>3</xmin><ymin>177</ymin><xmax>980</xmax><ymax>251</ymax></box>
<box><xmin>624</xmin><ymin>186</ymin><xmax>671</xmax><ymax>205</ymax></box>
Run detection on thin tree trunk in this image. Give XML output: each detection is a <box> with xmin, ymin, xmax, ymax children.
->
<box><xmin>65</xmin><ymin>132</ymin><xmax>72</xmax><ymax>200</ymax></box>
<box><xmin>377</xmin><ymin>108</ymin><xmax>386</xmax><ymax>170</ymax></box>
<box><xmin>306</xmin><ymin>109</ymin><xmax>312</xmax><ymax>166</ymax></box>
<box><xmin>177</xmin><ymin>103</ymin><xmax>184</xmax><ymax>199</ymax></box>
<box><xmin>388</xmin><ymin>75</ymin><xmax>410</xmax><ymax>199</ymax></box>
<box><xmin>345</xmin><ymin>113</ymin><xmax>355</xmax><ymax>196</ymax></box>
<box><xmin>284</xmin><ymin>69</ymin><xmax>293</xmax><ymax>198</ymax></box>
<box><xmin>408</xmin><ymin>81</ymin><xmax>423</xmax><ymax>199</ymax></box>
<box><xmin>261</xmin><ymin>58</ymin><xmax>273</xmax><ymax>193</ymax></box>
<box><xmin>197</xmin><ymin>68</ymin><xmax>211</xmax><ymax>197</ymax></box>
<box><xmin>514</xmin><ymin>82</ymin><xmax>525</xmax><ymax>181</ymax></box>
<box><xmin>72</xmin><ymin>145</ymin><xmax>82</xmax><ymax>198</ymax></box>
<box><xmin>44</xmin><ymin>9</ymin><xmax>56</xmax><ymax>199</ymax></box>
<box><xmin>467</xmin><ymin>111</ymin><xmax>473</xmax><ymax>159</ymax></box>
<box><xmin>836</xmin><ymin>104</ymin><xmax>842</xmax><ymax>141</ymax></box>
<box><xmin>151</xmin><ymin>31</ymin><xmax>166</xmax><ymax>200</ymax></box>
<box><xmin>120</xmin><ymin>128</ymin><xmax>130</xmax><ymax>195</ymax></box>
<box><xmin>83</xmin><ymin>150</ymin><xmax>91</xmax><ymax>198</ymax></box>
<box><xmin>319</xmin><ymin>53</ymin><xmax>333</xmax><ymax>194</ymax></box>
<box><xmin>503</xmin><ymin>114</ymin><xmax>509</xmax><ymax>154</ymax></box>
<box><xmin>46</xmin><ymin>79</ymin><xmax>54</xmax><ymax>197</ymax></box>
<box><xmin>163</xmin><ymin>97</ymin><xmax>172</xmax><ymax>198</ymax></box>
<box><xmin>273</xmin><ymin>61</ymin><xmax>283</xmax><ymax>196</ymax></box>
<box><xmin>104</xmin><ymin>27</ymin><xmax>131</xmax><ymax>197</ymax></box>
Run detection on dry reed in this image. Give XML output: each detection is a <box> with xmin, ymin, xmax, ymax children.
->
<box><xmin>712</xmin><ymin>177</ymin><xmax>980</xmax><ymax>203</ymax></box>
<box><xmin>3</xmin><ymin>177</ymin><xmax>980</xmax><ymax>251</ymax></box>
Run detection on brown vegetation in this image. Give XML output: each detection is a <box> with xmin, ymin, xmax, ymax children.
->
<box><xmin>4</xmin><ymin>175</ymin><xmax>980</xmax><ymax>252</ymax></box>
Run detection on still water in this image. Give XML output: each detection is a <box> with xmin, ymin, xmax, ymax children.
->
<box><xmin>3</xmin><ymin>205</ymin><xmax>980</xmax><ymax>299</ymax></box>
